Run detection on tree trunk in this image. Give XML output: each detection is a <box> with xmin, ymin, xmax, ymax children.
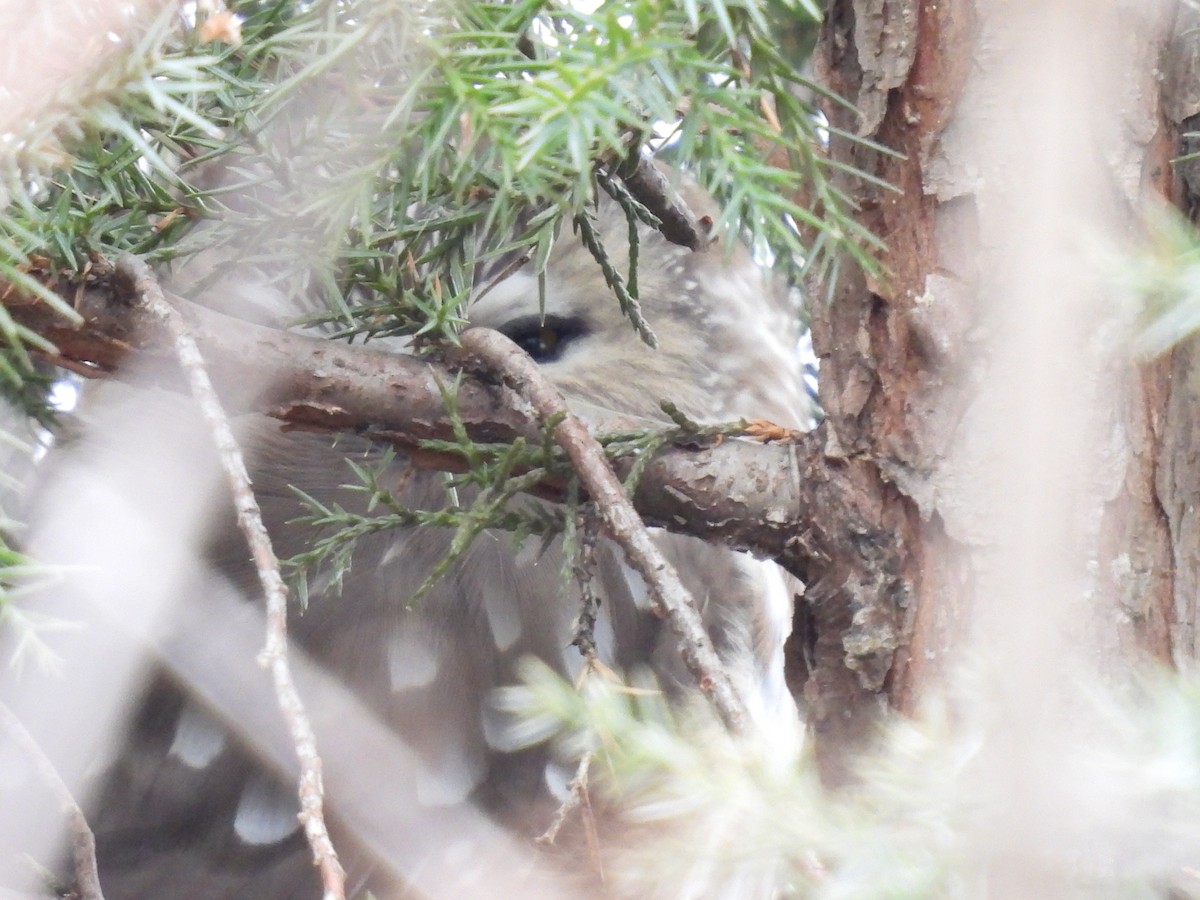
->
<box><xmin>804</xmin><ymin>0</ymin><xmax>1183</xmax><ymax>779</ymax></box>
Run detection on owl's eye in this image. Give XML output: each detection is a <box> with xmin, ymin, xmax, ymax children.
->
<box><xmin>499</xmin><ymin>314</ymin><xmax>588</xmax><ymax>363</ymax></box>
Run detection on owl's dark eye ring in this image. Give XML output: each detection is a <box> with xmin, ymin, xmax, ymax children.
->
<box><xmin>499</xmin><ymin>314</ymin><xmax>589</xmax><ymax>363</ymax></box>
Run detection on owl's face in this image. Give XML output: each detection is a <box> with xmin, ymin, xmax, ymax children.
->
<box><xmin>467</xmin><ymin>198</ymin><xmax>808</xmax><ymax>428</ymax></box>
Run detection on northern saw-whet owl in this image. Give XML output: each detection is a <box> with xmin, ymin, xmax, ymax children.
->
<box><xmin>3</xmin><ymin>177</ymin><xmax>807</xmax><ymax>899</ymax></box>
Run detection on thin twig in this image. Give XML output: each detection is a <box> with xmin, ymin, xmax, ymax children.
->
<box><xmin>113</xmin><ymin>255</ymin><xmax>346</xmax><ymax>900</ymax></box>
<box><xmin>573</xmin><ymin>209</ymin><xmax>657</xmax><ymax>348</ymax></box>
<box><xmin>0</xmin><ymin>700</ymin><xmax>104</xmax><ymax>900</ymax></box>
<box><xmin>536</xmin><ymin>753</ymin><xmax>601</xmax><ymax>884</ymax></box>
<box><xmin>460</xmin><ymin>327</ymin><xmax>748</xmax><ymax>735</ymax></box>
<box><xmin>568</xmin><ymin>506</ymin><xmax>602</xmax><ymax>669</ymax></box>
<box><xmin>614</xmin><ymin>153</ymin><xmax>712</xmax><ymax>252</ymax></box>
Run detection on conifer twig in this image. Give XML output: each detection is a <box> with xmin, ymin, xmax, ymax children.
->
<box><xmin>536</xmin><ymin>752</ymin><xmax>601</xmax><ymax>882</ymax></box>
<box><xmin>614</xmin><ymin>153</ymin><xmax>712</xmax><ymax>252</ymax></box>
<box><xmin>113</xmin><ymin>254</ymin><xmax>346</xmax><ymax>900</ymax></box>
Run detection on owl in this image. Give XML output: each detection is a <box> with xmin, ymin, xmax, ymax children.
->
<box><xmin>3</xmin><ymin>177</ymin><xmax>807</xmax><ymax>898</ymax></box>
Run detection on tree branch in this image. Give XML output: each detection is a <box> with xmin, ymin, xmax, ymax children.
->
<box><xmin>110</xmin><ymin>255</ymin><xmax>346</xmax><ymax>900</ymax></box>
<box><xmin>460</xmin><ymin>326</ymin><xmax>749</xmax><ymax>733</ymax></box>
<box><xmin>0</xmin><ymin>700</ymin><xmax>104</xmax><ymax>900</ymax></box>
<box><xmin>3</xmin><ymin>266</ymin><xmax>812</xmax><ymax>574</ymax></box>
<box><xmin>614</xmin><ymin>153</ymin><xmax>712</xmax><ymax>251</ymax></box>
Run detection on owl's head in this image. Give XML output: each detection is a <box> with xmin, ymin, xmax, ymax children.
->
<box><xmin>467</xmin><ymin>182</ymin><xmax>809</xmax><ymax>429</ymax></box>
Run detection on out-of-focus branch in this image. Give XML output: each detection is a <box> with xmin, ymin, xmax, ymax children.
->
<box><xmin>110</xmin><ymin>255</ymin><xmax>346</xmax><ymax>900</ymax></box>
<box><xmin>0</xmin><ymin>700</ymin><xmax>104</xmax><ymax>900</ymax></box>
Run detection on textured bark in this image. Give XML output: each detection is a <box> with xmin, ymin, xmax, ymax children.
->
<box><xmin>805</xmin><ymin>0</ymin><xmax>971</xmax><ymax>769</ymax></box>
<box><xmin>808</xmin><ymin>0</ymin><xmax>1179</xmax><ymax>772</ymax></box>
<box><xmin>1159</xmin><ymin>4</ymin><xmax>1200</xmax><ymax>667</ymax></box>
